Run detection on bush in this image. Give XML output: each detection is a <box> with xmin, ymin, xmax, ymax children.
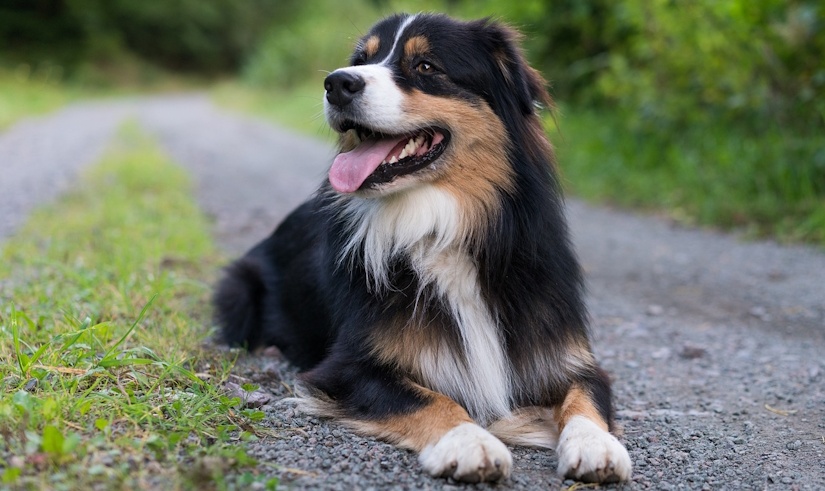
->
<box><xmin>242</xmin><ymin>0</ymin><xmax>445</xmax><ymax>88</ymax></box>
<box><xmin>554</xmin><ymin>109</ymin><xmax>825</xmax><ymax>243</ymax></box>
<box><xmin>0</xmin><ymin>0</ymin><xmax>291</xmax><ymax>75</ymax></box>
<box><xmin>243</xmin><ymin>0</ymin><xmax>377</xmax><ymax>88</ymax></box>
<box><xmin>595</xmin><ymin>1</ymin><xmax>825</xmax><ymax>132</ymax></box>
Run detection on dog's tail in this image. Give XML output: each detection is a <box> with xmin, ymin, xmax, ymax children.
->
<box><xmin>213</xmin><ymin>257</ymin><xmax>268</xmax><ymax>350</ymax></box>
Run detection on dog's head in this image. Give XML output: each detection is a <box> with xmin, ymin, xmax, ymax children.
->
<box><xmin>324</xmin><ymin>13</ymin><xmax>552</xmax><ymax>198</ymax></box>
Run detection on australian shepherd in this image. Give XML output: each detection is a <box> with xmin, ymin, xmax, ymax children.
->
<box><xmin>214</xmin><ymin>13</ymin><xmax>632</xmax><ymax>484</ymax></box>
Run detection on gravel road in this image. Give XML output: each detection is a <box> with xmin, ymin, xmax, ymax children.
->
<box><xmin>2</xmin><ymin>95</ymin><xmax>823</xmax><ymax>490</ymax></box>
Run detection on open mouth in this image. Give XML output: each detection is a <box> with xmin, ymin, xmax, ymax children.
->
<box><xmin>329</xmin><ymin>122</ymin><xmax>450</xmax><ymax>193</ymax></box>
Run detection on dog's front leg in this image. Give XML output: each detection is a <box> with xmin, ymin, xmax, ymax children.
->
<box><xmin>354</xmin><ymin>387</ymin><xmax>512</xmax><ymax>483</ymax></box>
<box><xmin>302</xmin><ymin>363</ymin><xmax>511</xmax><ymax>483</ymax></box>
<box><xmin>553</xmin><ymin>380</ymin><xmax>632</xmax><ymax>483</ymax></box>
<box><xmin>400</xmin><ymin>388</ymin><xmax>512</xmax><ymax>483</ymax></box>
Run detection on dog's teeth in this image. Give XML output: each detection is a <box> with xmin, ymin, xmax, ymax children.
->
<box><xmin>398</xmin><ymin>148</ymin><xmax>409</xmax><ymax>160</ymax></box>
<box><xmin>414</xmin><ymin>135</ymin><xmax>426</xmax><ymax>155</ymax></box>
<box><xmin>404</xmin><ymin>138</ymin><xmax>416</xmax><ymax>155</ymax></box>
<box><xmin>389</xmin><ymin>156</ymin><xmax>398</xmax><ymax>164</ymax></box>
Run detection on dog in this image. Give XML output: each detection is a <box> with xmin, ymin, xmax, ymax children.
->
<box><xmin>214</xmin><ymin>13</ymin><xmax>632</xmax><ymax>484</ymax></box>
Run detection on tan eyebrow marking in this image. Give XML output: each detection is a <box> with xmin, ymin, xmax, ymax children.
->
<box><xmin>404</xmin><ymin>36</ymin><xmax>430</xmax><ymax>58</ymax></box>
<box><xmin>364</xmin><ymin>35</ymin><xmax>380</xmax><ymax>58</ymax></box>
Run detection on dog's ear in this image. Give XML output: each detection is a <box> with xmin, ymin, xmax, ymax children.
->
<box><xmin>476</xmin><ymin>20</ymin><xmax>553</xmax><ymax>116</ymax></box>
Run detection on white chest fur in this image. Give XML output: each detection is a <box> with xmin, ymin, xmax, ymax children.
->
<box><xmin>339</xmin><ymin>185</ymin><xmax>513</xmax><ymax>424</ymax></box>
<box><xmin>414</xmin><ymin>245</ymin><xmax>513</xmax><ymax>425</ymax></box>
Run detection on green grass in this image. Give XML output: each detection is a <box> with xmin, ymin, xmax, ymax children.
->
<box><xmin>0</xmin><ymin>125</ymin><xmax>276</xmax><ymax>490</ymax></box>
<box><xmin>548</xmin><ymin>110</ymin><xmax>825</xmax><ymax>244</ymax></box>
<box><xmin>0</xmin><ymin>68</ymin><xmax>82</xmax><ymax>130</ymax></box>
<box><xmin>218</xmin><ymin>82</ymin><xmax>825</xmax><ymax>246</ymax></box>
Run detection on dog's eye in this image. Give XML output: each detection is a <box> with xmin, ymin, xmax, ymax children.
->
<box><xmin>352</xmin><ymin>53</ymin><xmax>367</xmax><ymax>66</ymax></box>
<box><xmin>415</xmin><ymin>61</ymin><xmax>437</xmax><ymax>74</ymax></box>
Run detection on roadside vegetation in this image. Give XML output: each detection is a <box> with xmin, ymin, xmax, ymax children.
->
<box><xmin>0</xmin><ymin>68</ymin><xmax>80</xmax><ymax>130</ymax></box>
<box><xmin>0</xmin><ymin>125</ymin><xmax>274</xmax><ymax>490</ymax></box>
<box><xmin>548</xmin><ymin>112</ymin><xmax>825</xmax><ymax>243</ymax></box>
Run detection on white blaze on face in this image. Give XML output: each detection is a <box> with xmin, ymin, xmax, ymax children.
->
<box><xmin>379</xmin><ymin>14</ymin><xmax>418</xmax><ymax>66</ymax></box>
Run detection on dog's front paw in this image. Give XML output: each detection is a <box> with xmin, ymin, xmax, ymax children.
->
<box><xmin>419</xmin><ymin>422</ymin><xmax>512</xmax><ymax>483</ymax></box>
<box><xmin>556</xmin><ymin>416</ymin><xmax>632</xmax><ymax>483</ymax></box>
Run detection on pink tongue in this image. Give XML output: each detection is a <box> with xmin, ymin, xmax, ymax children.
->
<box><xmin>329</xmin><ymin>138</ymin><xmax>401</xmax><ymax>193</ymax></box>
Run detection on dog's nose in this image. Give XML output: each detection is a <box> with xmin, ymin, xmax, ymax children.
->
<box><xmin>324</xmin><ymin>71</ymin><xmax>366</xmax><ymax>107</ymax></box>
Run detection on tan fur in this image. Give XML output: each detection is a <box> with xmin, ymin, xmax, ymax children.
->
<box><xmin>401</xmin><ymin>91</ymin><xmax>514</xmax><ymax>238</ymax></box>
<box><xmin>346</xmin><ymin>386</ymin><xmax>473</xmax><ymax>451</ymax></box>
<box><xmin>568</xmin><ymin>338</ymin><xmax>597</xmax><ymax>371</ymax></box>
<box><xmin>554</xmin><ymin>386</ymin><xmax>609</xmax><ymax>433</ymax></box>
<box><xmin>487</xmin><ymin>406</ymin><xmax>558</xmax><ymax>449</ymax></box>
<box><xmin>364</xmin><ymin>35</ymin><xmax>381</xmax><ymax>58</ymax></box>
<box><xmin>404</xmin><ymin>36</ymin><xmax>430</xmax><ymax>58</ymax></box>
<box><xmin>369</xmin><ymin>315</ymin><xmax>439</xmax><ymax>375</ymax></box>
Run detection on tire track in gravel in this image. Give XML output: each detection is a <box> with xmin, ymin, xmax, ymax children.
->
<box><xmin>2</xmin><ymin>95</ymin><xmax>823</xmax><ymax>490</ymax></box>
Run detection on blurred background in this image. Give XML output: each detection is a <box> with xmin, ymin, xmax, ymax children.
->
<box><xmin>1</xmin><ymin>0</ymin><xmax>824</xmax><ymax>244</ymax></box>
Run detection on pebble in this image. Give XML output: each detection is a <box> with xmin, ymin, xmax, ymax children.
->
<box><xmin>680</xmin><ymin>344</ymin><xmax>707</xmax><ymax>359</ymax></box>
<box><xmin>224</xmin><ymin>381</ymin><xmax>273</xmax><ymax>408</ymax></box>
<box><xmin>647</xmin><ymin>304</ymin><xmax>665</xmax><ymax>316</ymax></box>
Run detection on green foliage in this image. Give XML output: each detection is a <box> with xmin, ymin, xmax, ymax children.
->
<box><xmin>0</xmin><ymin>0</ymin><xmax>291</xmax><ymax>75</ymax></box>
<box><xmin>449</xmin><ymin>0</ymin><xmax>634</xmax><ymax>100</ymax></box>
<box><xmin>594</xmin><ymin>1</ymin><xmax>825</xmax><ymax>131</ymax></box>
<box><xmin>552</xmin><ymin>109</ymin><xmax>825</xmax><ymax>243</ymax></box>
<box><xmin>242</xmin><ymin>0</ymin><xmax>419</xmax><ymax>89</ymax></box>
<box><xmin>242</xmin><ymin>1</ymin><xmax>356</xmax><ymax>89</ymax></box>
<box><xmin>0</xmin><ymin>0</ymin><xmax>87</xmax><ymax>70</ymax></box>
<box><xmin>0</xmin><ymin>68</ymin><xmax>79</xmax><ymax>128</ymax></box>
<box><xmin>4</xmin><ymin>0</ymin><xmax>820</xmax><ymax>257</ymax></box>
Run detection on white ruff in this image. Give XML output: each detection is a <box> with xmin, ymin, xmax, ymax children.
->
<box><xmin>338</xmin><ymin>185</ymin><xmax>513</xmax><ymax>425</ymax></box>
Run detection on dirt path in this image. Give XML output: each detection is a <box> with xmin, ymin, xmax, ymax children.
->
<box><xmin>2</xmin><ymin>96</ymin><xmax>823</xmax><ymax>490</ymax></box>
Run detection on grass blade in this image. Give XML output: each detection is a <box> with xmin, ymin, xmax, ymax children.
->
<box><xmin>96</xmin><ymin>358</ymin><xmax>155</xmax><ymax>368</ymax></box>
<box><xmin>98</xmin><ymin>294</ymin><xmax>157</xmax><ymax>366</ymax></box>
